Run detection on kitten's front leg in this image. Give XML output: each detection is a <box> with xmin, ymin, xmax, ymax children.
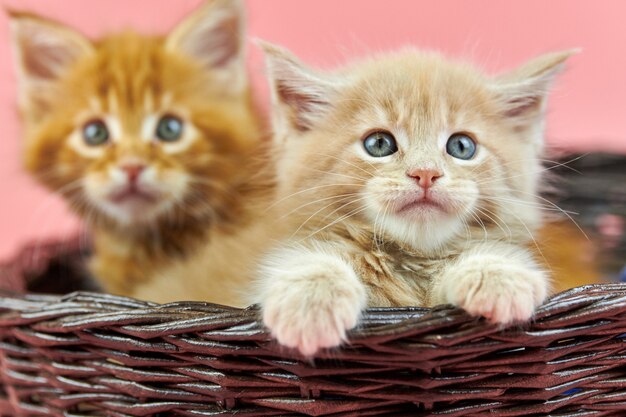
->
<box><xmin>431</xmin><ymin>242</ymin><xmax>549</xmax><ymax>324</ymax></box>
<box><xmin>256</xmin><ymin>243</ymin><xmax>367</xmax><ymax>356</ymax></box>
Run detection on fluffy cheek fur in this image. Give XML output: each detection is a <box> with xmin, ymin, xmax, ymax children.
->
<box><xmin>471</xmin><ymin>143</ymin><xmax>544</xmax><ymax>237</ymax></box>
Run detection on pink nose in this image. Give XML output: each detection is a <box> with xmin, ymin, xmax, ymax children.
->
<box><xmin>120</xmin><ymin>164</ymin><xmax>145</xmax><ymax>183</ymax></box>
<box><xmin>407</xmin><ymin>168</ymin><xmax>443</xmax><ymax>188</ymax></box>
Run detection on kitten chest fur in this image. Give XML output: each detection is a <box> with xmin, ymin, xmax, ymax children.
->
<box><xmin>320</xmin><ymin>222</ymin><xmax>458</xmax><ymax>307</ymax></box>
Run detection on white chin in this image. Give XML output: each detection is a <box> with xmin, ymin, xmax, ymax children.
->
<box><xmin>377</xmin><ymin>211</ymin><xmax>464</xmax><ymax>253</ymax></box>
<box><xmin>397</xmin><ymin>204</ymin><xmax>449</xmax><ymax>221</ymax></box>
<box><xmin>99</xmin><ymin>200</ymin><xmax>165</xmax><ymax>226</ymax></box>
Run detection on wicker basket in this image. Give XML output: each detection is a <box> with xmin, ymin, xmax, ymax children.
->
<box><xmin>1</xmin><ymin>153</ymin><xmax>625</xmax><ymax>416</ymax></box>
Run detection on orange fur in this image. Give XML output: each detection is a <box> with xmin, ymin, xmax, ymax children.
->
<box><xmin>537</xmin><ymin>221</ymin><xmax>602</xmax><ymax>292</ymax></box>
<box><xmin>11</xmin><ymin>0</ymin><xmax>266</xmax><ymax>297</ymax></box>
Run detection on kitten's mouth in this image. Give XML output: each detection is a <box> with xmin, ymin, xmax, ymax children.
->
<box><xmin>109</xmin><ymin>186</ymin><xmax>159</xmax><ymax>204</ymax></box>
<box><xmin>395</xmin><ymin>194</ymin><xmax>448</xmax><ymax>215</ymax></box>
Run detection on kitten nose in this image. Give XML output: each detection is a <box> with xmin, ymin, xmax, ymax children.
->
<box><xmin>120</xmin><ymin>164</ymin><xmax>145</xmax><ymax>183</ymax></box>
<box><xmin>407</xmin><ymin>168</ymin><xmax>443</xmax><ymax>188</ymax></box>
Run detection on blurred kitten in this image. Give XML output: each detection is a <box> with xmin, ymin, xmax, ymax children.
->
<box><xmin>10</xmin><ymin>0</ymin><xmax>264</xmax><ymax>297</ymax></box>
<box><xmin>254</xmin><ymin>42</ymin><xmax>576</xmax><ymax>355</ymax></box>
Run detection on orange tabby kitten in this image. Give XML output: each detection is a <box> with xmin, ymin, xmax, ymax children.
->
<box><xmin>254</xmin><ymin>43</ymin><xmax>576</xmax><ymax>355</ymax></box>
<box><xmin>10</xmin><ymin>0</ymin><xmax>263</xmax><ymax>297</ymax></box>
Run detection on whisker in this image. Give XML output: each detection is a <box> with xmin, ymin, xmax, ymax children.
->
<box><xmin>279</xmin><ymin>193</ymin><xmax>361</xmax><ymax>219</ymax></box>
<box><xmin>508</xmin><ymin>189</ymin><xmax>589</xmax><ymax>240</ymax></box>
<box><xmin>319</xmin><ymin>195</ymin><xmax>370</xmax><ymax>223</ymax></box>
<box><xmin>459</xmin><ymin>216</ymin><xmax>472</xmax><ymax>247</ymax></box>
<box><xmin>538</xmin><ymin>154</ymin><xmax>587</xmax><ymax>174</ymax></box>
<box><xmin>300</xmin><ymin>166</ymin><xmax>369</xmax><ymax>182</ymax></box>
<box><xmin>470</xmin><ymin>210</ymin><xmax>489</xmax><ymax>240</ymax></box>
<box><xmin>478</xmin><ymin>195</ymin><xmax>579</xmax><ymax>215</ymax></box>
<box><xmin>316</xmin><ymin>153</ymin><xmax>379</xmax><ymax>177</ymax></box>
<box><xmin>303</xmin><ymin>205</ymin><xmax>371</xmax><ymax>241</ymax></box>
<box><xmin>264</xmin><ymin>183</ymin><xmax>361</xmax><ymax>211</ymax></box>
<box><xmin>474</xmin><ymin>206</ymin><xmax>512</xmax><ymax>239</ymax></box>
<box><xmin>470</xmin><ymin>154</ymin><xmax>585</xmax><ymax>177</ymax></box>
<box><xmin>498</xmin><ymin>204</ymin><xmax>551</xmax><ymax>270</ymax></box>
<box><xmin>289</xmin><ymin>197</ymin><xmax>356</xmax><ymax>238</ymax></box>
<box><xmin>474</xmin><ymin>154</ymin><xmax>588</xmax><ymax>187</ymax></box>
<box><xmin>372</xmin><ymin>200</ymin><xmax>388</xmax><ymax>251</ymax></box>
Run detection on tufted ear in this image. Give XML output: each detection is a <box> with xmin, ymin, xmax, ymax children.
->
<box><xmin>494</xmin><ymin>49</ymin><xmax>578</xmax><ymax>123</ymax></box>
<box><xmin>9</xmin><ymin>11</ymin><xmax>93</xmax><ymax>115</ymax></box>
<box><xmin>260</xmin><ymin>41</ymin><xmax>338</xmax><ymax>135</ymax></box>
<box><xmin>166</xmin><ymin>0</ymin><xmax>247</xmax><ymax>94</ymax></box>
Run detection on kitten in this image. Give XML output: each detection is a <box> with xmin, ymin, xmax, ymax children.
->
<box><xmin>10</xmin><ymin>0</ymin><xmax>264</xmax><ymax>297</ymax></box>
<box><xmin>255</xmin><ymin>42</ymin><xmax>575</xmax><ymax>356</ymax></box>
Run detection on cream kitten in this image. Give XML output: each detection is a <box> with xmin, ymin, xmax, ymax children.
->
<box><xmin>255</xmin><ymin>42</ymin><xmax>575</xmax><ymax>356</ymax></box>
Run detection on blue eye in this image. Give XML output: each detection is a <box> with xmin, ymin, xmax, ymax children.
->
<box><xmin>363</xmin><ymin>131</ymin><xmax>398</xmax><ymax>157</ymax></box>
<box><xmin>82</xmin><ymin>120</ymin><xmax>109</xmax><ymax>146</ymax></box>
<box><xmin>446</xmin><ymin>133</ymin><xmax>477</xmax><ymax>160</ymax></box>
<box><xmin>156</xmin><ymin>115</ymin><xmax>183</xmax><ymax>142</ymax></box>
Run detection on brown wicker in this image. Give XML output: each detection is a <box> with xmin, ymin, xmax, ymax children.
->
<box><xmin>0</xmin><ymin>244</ymin><xmax>626</xmax><ymax>416</ymax></box>
<box><xmin>1</xmin><ymin>152</ymin><xmax>625</xmax><ymax>416</ymax></box>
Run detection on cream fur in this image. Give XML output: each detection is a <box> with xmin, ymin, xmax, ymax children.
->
<box><xmin>257</xmin><ymin>243</ymin><xmax>367</xmax><ymax>356</ymax></box>
<box><xmin>431</xmin><ymin>241</ymin><xmax>549</xmax><ymax>323</ymax></box>
<box><xmin>252</xmin><ymin>44</ymin><xmax>575</xmax><ymax>355</ymax></box>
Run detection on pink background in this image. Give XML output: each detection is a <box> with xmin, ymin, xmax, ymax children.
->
<box><xmin>0</xmin><ymin>0</ymin><xmax>625</xmax><ymax>260</ymax></box>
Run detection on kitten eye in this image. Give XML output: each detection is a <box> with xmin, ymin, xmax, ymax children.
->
<box><xmin>82</xmin><ymin>120</ymin><xmax>109</xmax><ymax>146</ymax></box>
<box><xmin>446</xmin><ymin>133</ymin><xmax>477</xmax><ymax>160</ymax></box>
<box><xmin>363</xmin><ymin>131</ymin><xmax>398</xmax><ymax>157</ymax></box>
<box><xmin>156</xmin><ymin>115</ymin><xmax>183</xmax><ymax>142</ymax></box>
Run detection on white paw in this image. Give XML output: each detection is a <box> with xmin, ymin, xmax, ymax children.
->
<box><xmin>259</xmin><ymin>255</ymin><xmax>366</xmax><ymax>356</ymax></box>
<box><xmin>445</xmin><ymin>259</ymin><xmax>548</xmax><ymax>324</ymax></box>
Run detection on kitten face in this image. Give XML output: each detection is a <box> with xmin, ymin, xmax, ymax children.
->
<box><xmin>75</xmin><ymin>105</ymin><xmax>198</xmax><ymax>224</ymax></box>
<box><xmin>264</xmin><ymin>45</ymin><xmax>573</xmax><ymax>253</ymax></box>
<box><xmin>12</xmin><ymin>0</ymin><xmax>259</xmax><ymax>228</ymax></box>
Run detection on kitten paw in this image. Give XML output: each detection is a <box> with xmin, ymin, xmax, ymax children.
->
<box><xmin>260</xmin><ymin>256</ymin><xmax>366</xmax><ymax>356</ymax></box>
<box><xmin>445</xmin><ymin>259</ymin><xmax>548</xmax><ymax>324</ymax></box>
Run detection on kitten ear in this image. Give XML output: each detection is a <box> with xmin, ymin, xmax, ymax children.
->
<box><xmin>166</xmin><ymin>0</ymin><xmax>247</xmax><ymax>94</ymax></box>
<box><xmin>494</xmin><ymin>49</ymin><xmax>579</xmax><ymax>121</ymax></box>
<box><xmin>260</xmin><ymin>41</ymin><xmax>337</xmax><ymax>134</ymax></box>
<box><xmin>9</xmin><ymin>12</ymin><xmax>93</xmax><ymax>113</ymax></box>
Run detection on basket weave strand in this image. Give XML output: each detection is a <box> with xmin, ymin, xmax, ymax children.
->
<box><xmin>1</xmin><ymin>284</ymin><xmax>626</xmax><ymax>416</ymax></box>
